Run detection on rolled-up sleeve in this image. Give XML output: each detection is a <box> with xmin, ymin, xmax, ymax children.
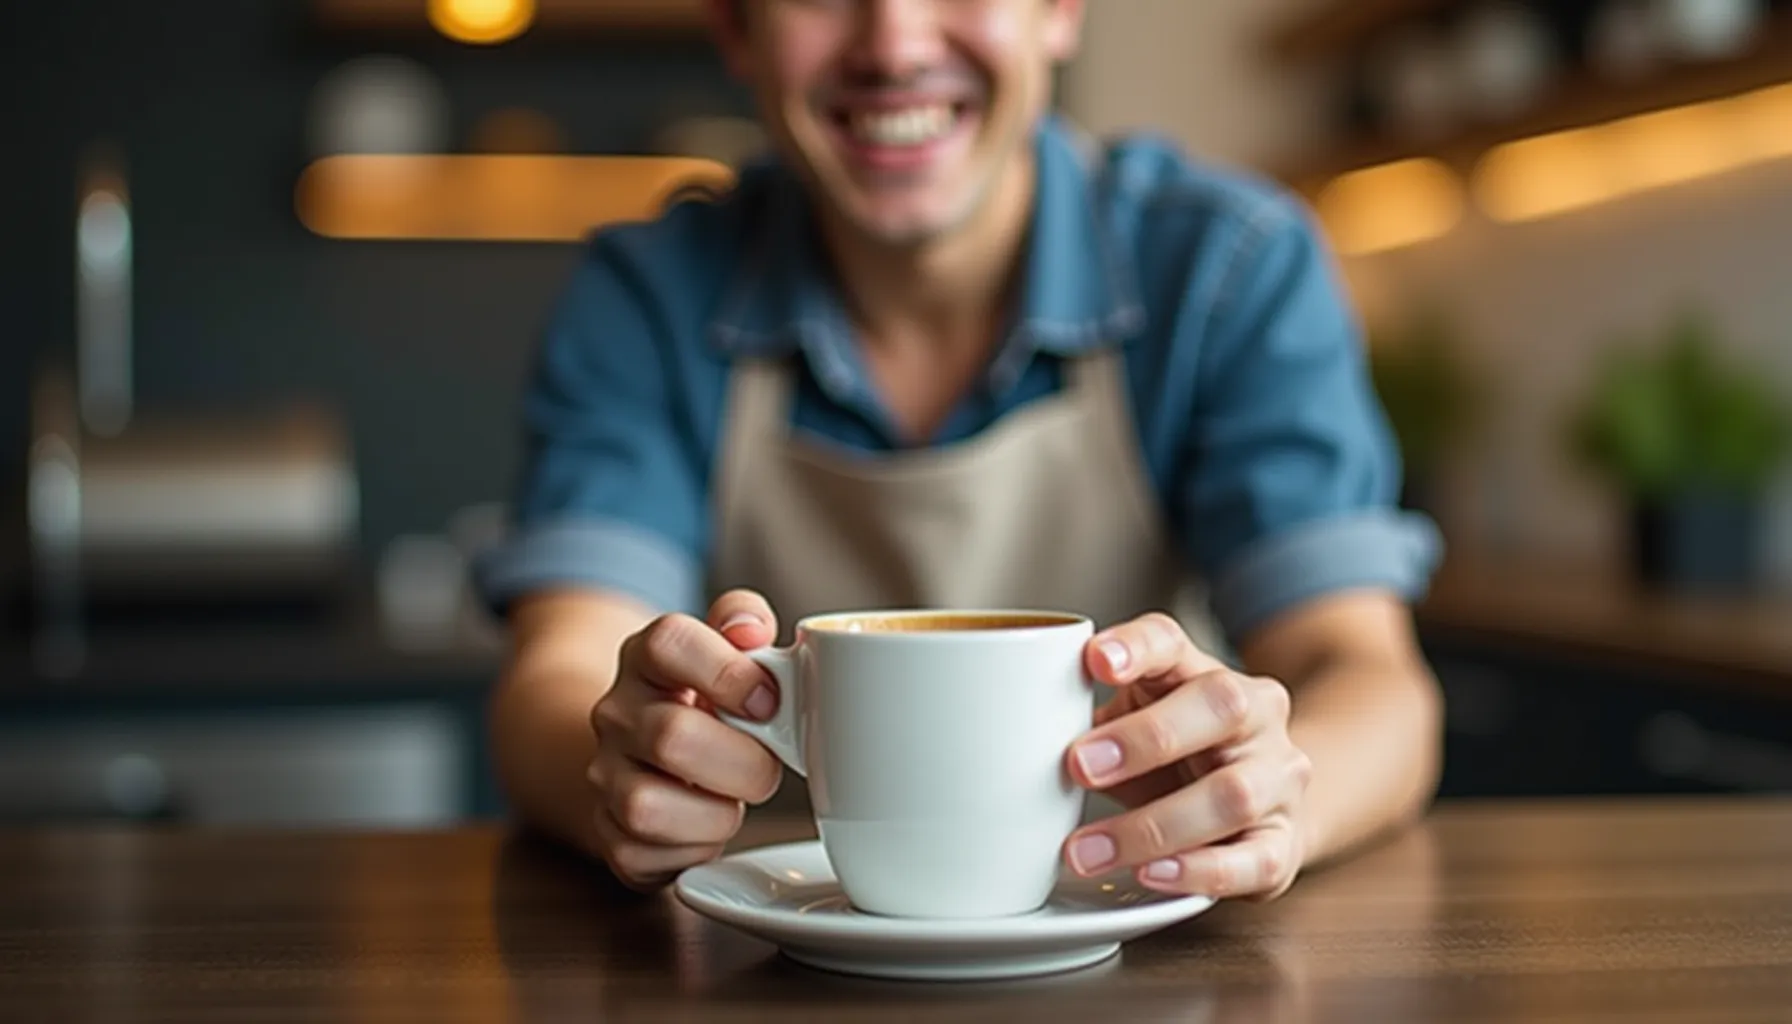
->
<box><xmin>1177</xmin><ymin>201</ymin><xmax>1442</xmax><ymax>642</ymax></box>
<box><xmin>473</xmin><ymin>238</ymin><xmax>706</xmax><ymax>617</ymax></box>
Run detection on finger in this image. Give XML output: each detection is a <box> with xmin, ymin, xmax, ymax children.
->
<box><xmin>1063</xmin><ymin>753</ymin><xmax>1304</xmax><ymax>876</ymax></box>
<box><xmin>625</xmin><ymin>613</ymin><xmax>780</xmax><ymax>721</ymax></box>
<box><xmin>604</xmin><ymin>758</ymin><xmax>747</xmax><ymax>846</ymax></box>
<box><xmin>624</xmin><ymin>701</ymin><xmax>783</xmax><ymax>804</ymax></box>
<box><xmin>1135</xmin><ymin>822</ymin><xmax>1303</xmax><ymax>901</ymax></box>
<box><xmin>592</xmin><ymin>808</ymin><xmax>726</xmax><ymax>891</ymax></box>
<box><xmin>1067</xmin><ymin>670</ymin><xmax>1271</xmax><ymax>789</ymax></box>
<box><xmin>707</xmin><ymin>589</ymin><xmax>779</xmax><ymax>650</ymax></box>
<box><xmin>1087</xmin><ymin>612</ymin><xmax>1227</xmax><ymax>688</ymax></box>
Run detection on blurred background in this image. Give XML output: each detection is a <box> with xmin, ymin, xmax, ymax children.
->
<box><xmin>2</xmin><ymin>0</ymin><xmax>1789</xmax><ymax>828</ymax></box>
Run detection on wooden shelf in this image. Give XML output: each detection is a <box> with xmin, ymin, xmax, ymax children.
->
<box><xmin>1279</xmin><ymin>10</ymin><xmax>1792</xmax><ymax>189</ymax></box>
<box><xmin>312</xmin><ymin>0</ymin><xmax>709</xmax><ymax>40</ymax></box>
<box><xmin>1267</xmin><ymin>0</ymin><xmax>1450</xmax><ymax>63</ymax></box>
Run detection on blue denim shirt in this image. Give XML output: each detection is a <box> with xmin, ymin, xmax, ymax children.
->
<box><xmin>476</xmin><ymin>117</ymin><xmax>1441</xmax><ymax>642</ymax></box>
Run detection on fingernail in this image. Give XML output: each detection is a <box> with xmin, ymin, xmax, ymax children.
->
<box><xmin>1145</xmin><ymin>858</ymin><xmax>1182</xmax><ymax>882</ymax></box>
<box><xmin>743</xmin><ymin>685</ymin><xmax>777</xmax><ymax>721</ymax></box>
<box><xmin>1074</xmin><ymin>739</ymin><xmax>1123</xmax><ymax>780</ymax></box>
<box><xmin>1069</xmin><ymin>833</ymin><xmax>1116</xmax><ymax>873</ymax></box>
<box><xmin>1097</xmin><ymin>639</ymin><xmax>1130</xmax><ymax>674</ymax></box>
<box><xmin>718</xmin><ymin>613</ymin><xmax>761</xmax><ymax>636</ymax></box>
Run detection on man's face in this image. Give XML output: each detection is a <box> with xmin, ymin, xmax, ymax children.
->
<box><xmin>716</xmin><ymin>0</ymin><xmax>1085</xmax><ymax>248</ymax></box>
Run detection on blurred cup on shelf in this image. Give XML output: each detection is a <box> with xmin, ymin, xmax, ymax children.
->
<box><xmin>1455</xmin><ymin>2</ymin><xmax>1557</xmax><ymax>121</ymax></box>
<box><xmin>1651</xmin><ymin>0</ymin><xmax>1764</xmax><ymax>61</ymax></box>
<box><xmin>1367</xmin><ymin>26</ymin><xmax>1462</xmax><ymax>140</ymax></box>
<box><xmin>378</xmin><ymin>534</ymin><xmax>467</xmax><ymax>649</ymax></box>
<box><xmin>1590</xmin><ymin>0</ymin><xmax>1665</xmax><ymax>80</ymax></box>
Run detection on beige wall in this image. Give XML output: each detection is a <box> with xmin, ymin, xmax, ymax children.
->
<box><xmin>1064</xmin><ymin>0</ymin><xmax>1792</xmax><ymax>588</ymax></box>
<box><xmin>1062</xmin><ymin>0</ymin><xmax>1333</xmax><ymax>172</ymax></box>
<box><xmin>1348</xmin><ymin>160</ymin><xmax>1792</xmax><ymax>586</ymax></box>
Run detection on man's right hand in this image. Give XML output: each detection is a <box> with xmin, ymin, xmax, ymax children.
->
<box><xmin>587</xmin><ymin>589</ymin><xmax>785</xmax><ymax>890</ymax></box>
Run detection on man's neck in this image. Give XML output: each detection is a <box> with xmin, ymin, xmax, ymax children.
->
<box><xmin>817</xmin><ymin>155</ymin><xmax>1037</xmax><ymax>359</ymax></box>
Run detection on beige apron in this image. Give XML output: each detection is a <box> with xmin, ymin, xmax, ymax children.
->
<box><xmin>710</xmin><ymin>348</ymin><xmax>1226</xmax><ymax>639</ymax></box>
<box><xmin>708</xmin><ymin>348</ymin><xmax>1224</xmax><ymax>810</ymax></box>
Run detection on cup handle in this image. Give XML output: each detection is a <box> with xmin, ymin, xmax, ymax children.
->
<box><xmin>717</xmin><ymin>646</ymin><xmax>806</xmax><ymax>777</ymax></box>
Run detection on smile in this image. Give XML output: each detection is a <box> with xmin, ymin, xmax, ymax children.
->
<box><xmin>823</xmin><ymin>95</ymin><xmax>980</xmax><ymax>178</ymax></box>
<box><xmin>843</xmin><ymin>103</ymin><xmax>964</xmax><ymax>147</ymax></box>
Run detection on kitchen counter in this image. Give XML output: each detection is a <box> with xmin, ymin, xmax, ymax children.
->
<box><xmin>0</xmin><ymin>576</ymin><xmax>501</xmax><ymax>704</ymax></box>
<box><xmin>1418</xmin><ymin>554</ymin><xmax>1792</xmax><ymax>700</ymax></box>
<box><xmin>2</xmin><ymin>797</ymin><xmax>1789</xmax><ymax>1021</ymax></box>
<box><xmin>0</xmin><ymin>618</ymin><xmax>499</xmax><ymax>706</ymax></box>
<box><xmin>0</xmin><ymin>586</ymin><xmax>505</xmax><ymax>825</ymax></box>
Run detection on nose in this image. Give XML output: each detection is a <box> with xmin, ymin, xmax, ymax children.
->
<box><xmin>847</xmin><ymin>0</ymin><xmax>946</xmax><ymax>82</ymax></box>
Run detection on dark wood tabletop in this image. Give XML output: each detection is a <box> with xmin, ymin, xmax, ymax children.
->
<box><xmin>3</xmin><ymin>797</ymin><xmax>1791</xmax><ymax>1022</ymax></box>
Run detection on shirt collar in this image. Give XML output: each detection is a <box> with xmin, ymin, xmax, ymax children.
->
<box><xmin>707</xmin><ymin>116</ymin><xmax>1145</xmax><ymax>375</ymax></box>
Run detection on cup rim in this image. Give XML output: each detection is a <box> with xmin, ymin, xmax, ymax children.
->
<box><xmin>794</xmin><ymin>609</ymin><xmax>1093</xmax><ymax>640</ymax></box>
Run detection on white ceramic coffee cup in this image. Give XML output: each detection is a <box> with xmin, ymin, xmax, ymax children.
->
<box><xmin>718</xmin><ymin>609</ymin><xmax>1096</xmax><ymax>919</ymax></box>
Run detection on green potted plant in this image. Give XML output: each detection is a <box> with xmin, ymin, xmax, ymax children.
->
<box><xmin>1368</xmin><ymin>307</ymin><xmax>1478</xmax><ymax>518</ymax></box>
<box><xmin>1570</xmin><ymin>308</ymin><xmax>1790</xmax><ymax>591</ymax></box>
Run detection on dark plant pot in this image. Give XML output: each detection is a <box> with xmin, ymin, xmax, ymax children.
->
<box><xmin>1630</xmin><ymin>492</ymin><xmax>1761</xmax><ymax>592</ymax></box>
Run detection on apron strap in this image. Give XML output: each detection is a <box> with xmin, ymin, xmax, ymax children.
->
<box><xmin>1065</xmin><ymin>346</ymin><xmax>1134</xmax><ymax>459</ymax></box>
<box><xmin>714</xmin><ymin>356</ymin><xmax>795</xmax><ymax>552</ymax></box>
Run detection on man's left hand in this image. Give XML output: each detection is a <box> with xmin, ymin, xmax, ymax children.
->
<box><xmin>1062</xmin><ymin>613</ymin><xmax>1313</xmax><ymax>901</ymax></box>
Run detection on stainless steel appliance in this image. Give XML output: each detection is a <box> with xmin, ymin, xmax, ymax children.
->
<box><xmin>27</xmin><ymin>149</ymin><xmax>361</xmax><ymax>672</ymax></box>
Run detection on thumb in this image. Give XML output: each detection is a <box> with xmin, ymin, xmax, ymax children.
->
<box><xmin>707</xmin><ymin>589</ymin><xmax>778</xmax><ymax>650</ymax></box>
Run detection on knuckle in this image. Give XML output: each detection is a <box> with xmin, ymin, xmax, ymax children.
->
<box><xmin>748</xmin><ymin>759</ymin><xmax>783</xmax><ymax>805</ymax></box>
<box><xmin>608</xmin><ymin>844</ymin><xmax>655</xmax><ymax>884</ymax></box>
<box><xmin>1215</xmin><ymin>769</ymin><xmax>1262</xmax><ymax>825</ymax></box>
<box><xmin>1130</xmin><ymin>810</ymin><xmax>1172</xmax><ymax>857</ymax></box>
<box><xmin>1201</xmin><ymin>672</ymin><xmax>1250</xmax><ymax>729</ymax></box>
<box><xmin>641</xmin><ymin>614</ymin><xmax>698</xmax><ymax>666</ymax></box>
<box><xmin>1141</xmin><ymin>612</ymin><xmax>1182</xmax><ymax>650</ymax></box>
<box><xmin>1207</xmin><ymin>852</ymin><xmax>1236</xmax><ymax>895</ymax></box>
<box><xmin>648</xmin><ymin>706</ymin><xmax>702</xmax><ymax>773</ymax></box>
<box><xmin>718</xmin><ymin>588</ymin><xmax>770</xmax><ymax>616</ymax></box>
<box><xmin>1290</xmin><ymin>750</ymin><xmax>1315</xmax><ymax>791</ymax></box>
<box><xmin>618</xmin><ymin>782</ymin><xmax>663</xmax><ymax>839</ymax></box>
<box><xmin>1137</xmin><ymin>710</ymin><xmax>1182</xmax><ymax>764</ymax></box>
<box><xmin>1258</xmin><ymin>841</ymin><xmax>1290</xmax><ymax>887</ymax></box>
<box><xmin>710</xmin><ymin>658</ymin><xmax>760</xmax><ymax>709</ymax></box>
<box><xmin>591</xmin><ymin>694</ymin><xmax>628</xmax><ymax>734</ymax></box>
<box><xmin>1259</xmin><ymin>676</ymin><xmax>1293</xmax><ymax>721</ymax></box>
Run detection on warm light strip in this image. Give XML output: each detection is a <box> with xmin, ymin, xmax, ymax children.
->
<box><xmin>1314</xmin><ymin>157</ymin><xmax>1465</xmax><ymax>256</ymax></box>
<box><xmin>294</xmin><ymin>154</ymin><xmax>736</xmax><ymax>242</ymax></box>
<box><xmin>1474</xmin><ymin>82</ymin><xmax>1792</xmax><ymax>223</ymax></box>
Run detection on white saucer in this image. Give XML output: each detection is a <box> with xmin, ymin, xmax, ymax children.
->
<box><xmin>673</xmin><ymin>840</ymin><xmax>1215</xmax><ymax>981</ymax></box>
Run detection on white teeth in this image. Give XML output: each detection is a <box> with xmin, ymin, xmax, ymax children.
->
<box><xmin>849</xmin><ymin>105</ymin><xmax>955</xmax><ymax>147</ymax></box>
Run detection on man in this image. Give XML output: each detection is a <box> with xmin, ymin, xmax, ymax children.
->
<box><xmin>477</xmin><ymin>0</ymin><xmax>1444</xmax><ymax>902</ymax></box>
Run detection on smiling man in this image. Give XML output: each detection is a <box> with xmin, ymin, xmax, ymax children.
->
<box><xmin>478</xmin><ymin>0</ymin><xmax>1445</xmax><ymax>902</ymax></box>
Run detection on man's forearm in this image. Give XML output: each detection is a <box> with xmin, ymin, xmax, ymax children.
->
<box><xmin>1287</xmin><ymin>654</ymin><xmax>1443</xmax><ymax>868</ymax></box>
<box><xmin>487</xmin><ymin>591</ymin><xmax>654</xmax><ymax>856</ymax></box>
<box><xmin>489</xmin><ymin>666</ymin><xmax>612</xmax><ymax>854</ymax></box>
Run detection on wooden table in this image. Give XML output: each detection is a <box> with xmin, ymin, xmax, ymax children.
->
<box><xmin>4</xmin><ymin>799</ymin><xmax>1791</xmax><ymax>1022</ymax></box>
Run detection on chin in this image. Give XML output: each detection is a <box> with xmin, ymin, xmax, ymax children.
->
<box><xmin>829</xmin><ymin>182</ymin><xmax>991</xmax><ymax>248</ymax></box>
<box><xmin>841</xmin><ymin>206</ymin><xmax>957</xmax><ymax>247</ymax></box>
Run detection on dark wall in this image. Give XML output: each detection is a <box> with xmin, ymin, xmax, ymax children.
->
<box><xmin>0</xmin><ymin>0</ymin><xmax>748</xmax><ymax>579</ymax></box>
